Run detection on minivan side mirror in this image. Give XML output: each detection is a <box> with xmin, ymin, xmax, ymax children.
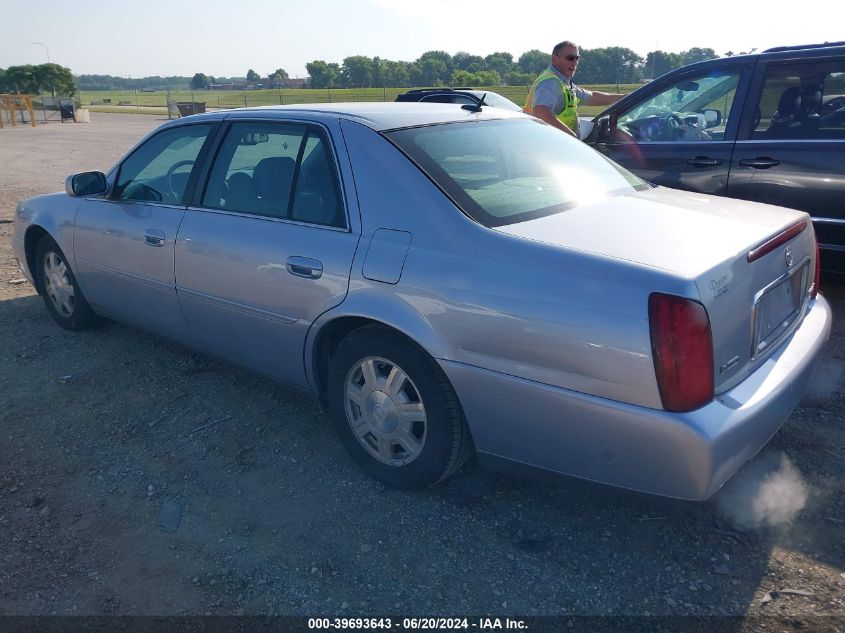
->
<box><xmin>596</xmin><ymin>116</ymin><xmax>612</xmax><ymax>142</ymax></box>
<box><xmin>702</xmin><ymin>108</ymin><xmax>721</xmax><ymax>128</ymax></box>
<box><xmin>66</xmin><ymin>171</ymin><xmax>108</xmax><ymax>197</ymax></box>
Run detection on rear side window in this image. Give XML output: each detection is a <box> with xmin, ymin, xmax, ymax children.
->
<box><xmin>750</xmin><ymin>60</ymin><xmax>845</xmax><ymax>140</ymax></box>
<box><xmin>113</xmin><ymin>124</ymin><xmax>213</xmax><ymax>205</ymax></box>
<box><xmin>386</xmin><ymin>119</ymin><xmax>646</xmax><ymax>227</ymax></box>
<box><xmin>202</xmin><ymin>121</ymin><xmax>345</xmax><ymax>228</ymax></box>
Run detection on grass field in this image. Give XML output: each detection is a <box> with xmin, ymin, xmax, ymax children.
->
<box><xmin>79</xmin><ymin>84</ymin><xmax>642</xmax><ymax>117</ymax></box>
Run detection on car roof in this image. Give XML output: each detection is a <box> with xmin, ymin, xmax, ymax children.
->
<box><xmin>173</xmin><ymin>102</ymin><xmax>526</xmax><ymax>132</ymax></box>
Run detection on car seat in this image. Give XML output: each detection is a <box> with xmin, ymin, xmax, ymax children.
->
<box><xmin>798</xmin><ymin>83</ymin><xmax>823</xmax><ymax>137</ymax></box>
<box><xmin>252</xmin><ymin>156</ymin><xmax>295</xmax><ymax>218</ymax></box>
<box><xmin>222</xmin><ymin>171</ymin><xmax>259</xmax><ymax>213</ymax></box>
<box><xmin>766</xmin><ymin>86</ymin><xmax>802</xmax><ymax>138</ymax></box>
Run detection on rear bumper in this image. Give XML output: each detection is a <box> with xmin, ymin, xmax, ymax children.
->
<box><xmin>441</xmin><ymin>295</ymin><xmax>832</xmax><ymax>500</ymax></box>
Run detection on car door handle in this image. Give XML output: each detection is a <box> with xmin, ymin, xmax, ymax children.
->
<box><xmin>686</xmin><ymin>156</ymin><xmax>723</xmax><ymax>167</ymax></box>
<box><xmin>144</xmin><ymin>230</ymin><xmax>165</xmax><ymax>247</ymax></box>
<box><xmin>739</xmin><ymin>157</ymin><xmax>780</xmax><ymax>169</ymax></box>
<box><xmin>286</xmin><ymin>256</ymin><xmax>323</xmax><ymax>279</ymax></box>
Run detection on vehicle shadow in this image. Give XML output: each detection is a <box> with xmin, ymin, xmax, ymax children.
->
<box><xmin>0</xmin><ymin>290</ymin><xmax>842</xmax><ymax>626</ymax></box>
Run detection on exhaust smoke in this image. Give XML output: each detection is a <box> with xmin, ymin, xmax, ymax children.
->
<box><xmin>715</xmin><ymin>453</ymin><xmax>808</xmax><ymax>530</ymax></box>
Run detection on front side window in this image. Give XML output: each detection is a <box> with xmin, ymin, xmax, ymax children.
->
<box><xmin>615</xmin><ymin>70</ymin><xmax>740</xmax><ymax>142</ymax></box>
<box><xmin>202</xmin><ymin>121</ymin><xmax>344</xmax><ymax>228</ymax></box>
<box><xmin>113</xmin><ymin>124</ymin><xmax>212</xmax><ymax>205</ymax></box>
<box><xmin>750</xmin><ymin>60</ymin><xmax>845</xmax><ymax>140</ymax></box>
<box><xmin>386</xmin><ymin>118</ymin><xmax>647</xmax><ymax>227</ymax></box>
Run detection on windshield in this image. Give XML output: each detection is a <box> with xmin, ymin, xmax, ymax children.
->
<box><xmin>386</xmin><ymin>119</ymin><xmax>647</xmax><ymax>227</ymax></box>
<box><xmin>620</xmin><ymin>72</ymin><xmax>739</xmax><ymax>124</ymax></box>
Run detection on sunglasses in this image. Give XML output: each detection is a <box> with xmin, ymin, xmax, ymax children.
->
<box><xmin>563</xmin><ymin>54</ymin><xmax>580</xmax><ymax>62</ymax></box>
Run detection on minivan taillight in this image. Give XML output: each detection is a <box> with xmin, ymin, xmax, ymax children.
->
<box><xmin>648</xmin><ymin>293</ymin><xmax>714</xmax><ymax>413</ymax></box>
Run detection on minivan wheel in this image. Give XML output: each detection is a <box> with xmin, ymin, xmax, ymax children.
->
<box><xmin>35</xmin><ymin>237</ymin><xmax>96</xmax><ymax>330</ymax></box>
<box><xmin>327</xmin><ymin>325</ymin><xmax>472</xmax><ymax>490</ymax></box>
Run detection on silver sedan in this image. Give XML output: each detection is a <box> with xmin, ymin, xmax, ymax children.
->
<box><xmin>13</xmin><ymin>103</ymin><xmax>832</xmax><ymax>500</ymax></box>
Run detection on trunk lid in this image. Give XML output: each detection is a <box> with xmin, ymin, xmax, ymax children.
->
<box><xmin>494</xmin><ymin>186</ymin><xmax>817</xmax><ymax>393</ymax></box>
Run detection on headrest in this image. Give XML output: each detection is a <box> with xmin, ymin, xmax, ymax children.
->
<box><xmin>253</xmin><ymin>156</ymin><xmax>295</xmax><ymax>209</ymax></box>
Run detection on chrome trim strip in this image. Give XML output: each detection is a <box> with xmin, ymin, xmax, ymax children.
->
<box><xmin>750</xmin><ymin>256</ymin><xmax>811</xmax><ymax>361</ymax></box>
<box><xmin>812</xmin><ymin>217</ymin><xmax>845</xmax><ymax>225</ymax></box>
<box><xmin>178</xmin><ymin>287</ymin><xmax>298</xmax><ymax>325</ymax></box>
<box><xmin>607</xmin><ymin>140</ymin><xmax>735</xmax><ymax>146</ymax></box>
<box><xmin>736</xmin><ymin>139</ymin><xmax>845</xmax><ymax>144</ymax></box>
<box><xmin>183</xmin><ymin>206</ymin><xmax>350</xmax><ymax>234</ymax></box>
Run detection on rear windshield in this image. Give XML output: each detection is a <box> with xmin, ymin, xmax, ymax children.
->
<box><xmin>385</xmin><ymin>118</ymin><xmax>648</xmax><ymax>227</ymax></box>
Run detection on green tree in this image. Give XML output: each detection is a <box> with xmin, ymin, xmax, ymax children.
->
<box><xmin>643</xmin><ymin>51</ymin><xmax>682</xmax><ymax>80</ymax></box>
<box><xmin>518</xmin><ymin>49</ymin><xmax>549</xmax><ymax>75</ymax></box>
<box><xmin>342</xmin><ymin>55</ymin><xmax>374</xmax><ymax>88</ymax></box>
<box><xmin>246</xmin><ymin>69</ymin><xmax>260</xmax><ymax>82</ymax></box>
<box><xmin>270</xmin><ymin>67</ymin><xmax>289</xmax><ymax>80</ymax></box>
<box><xmin>680</xmin><ymin>48</ymin><xmax>718</xmax><ymax>65</ymax></box>
<box><xmin>6</xmin><ymin>63</ymin><xmax>76</xmax><ymax>96</ymax></box>
<box><xmin>504</xmin><ymin>70</ymin><xmax>531</xmax><ymax>86</ymax></box>
<box><xmin>415</xmin><ymin>51</ymin><xmax>452</xmax><ymax>85</ymax></box>
<box><xmin>475</xmin><ymin>70</ymin><xmax>502</xmax><ymax>86</ymax></box>
<box><xmin>191</xmin><ymin>73</ymin><xmax>208</xmax><ymax>89</ymax></box>
<box><xmin>453</xmin><ymin>52</ymin><xmax>486</xmax><ymax>73</ymax></box>
<box><xmin>306</xmin><ymin>60</ymin><xmax>339</xmax><ymax>89</ymax></box>
<box><xmin>484</xmin><ymin>52</ymin><xmax>514</xmax><ymax>78</ymax></box>
<box><xmin>0</xmin><ymin>68</ymin><xmax>7</xmax><ymax>92</ymax></box>
<box><xmin>380</xmin><ymin>60</ymin><xmax>410</xmax><ymax>87</ymax></box>
<box><xmin>576</xmin><ymin>47</ymin><xmax>642</xmax><ymax>83</ymax></box>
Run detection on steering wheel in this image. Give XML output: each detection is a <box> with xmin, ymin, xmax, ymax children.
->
<box><xmin>664</xmin><ymin>113</ymin><xmax>684</xmax><ymax>140</ymax></box>
<box><xmin>166</xmin><ymin>159</ymin><xmax>196</xmax><ymax>200</ymax></box>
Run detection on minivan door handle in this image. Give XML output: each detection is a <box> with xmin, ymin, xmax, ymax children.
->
<box><xmin>144</xmin><ymin>229</ymin><xmax>166</xmax><ymax>247</ymax></box>
<box><xmin>686</xmin><ymin>156</ymin><xmax>723</xmax><ymax>167</ymax></box>
<box><xmin>286</xmin><ymin>256</ymin><xmax>323</xmax><ymax>279</ymax></box>
<box><xmin>738</xmin><ymin>157</ymin><xmax>781</xmax><ymax>169</ymax></box>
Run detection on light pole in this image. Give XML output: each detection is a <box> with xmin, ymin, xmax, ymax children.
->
<box><xmin>31</xmin><ymin>41</ymin><xmax>51</xmax><ymax>63</ymax></box>
<box><xmin>31</xmin><ymin>42</ymin><xmax>52</xmax><ymax>122</ymax></box>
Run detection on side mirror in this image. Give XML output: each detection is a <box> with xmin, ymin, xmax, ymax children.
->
<box><xmin>702</xmin><ymin>108</ymin><xmax>721</xmax><ymax>128</ymax></box>
<box><xmin>65</xmin><ymin>171</ymin><xmax>108</xmax><ymax>197</ymax></box>
<box><xmin>596</xmin><ymin>116</ymin><xmax>612</xmax><ymax>142</ymax></box>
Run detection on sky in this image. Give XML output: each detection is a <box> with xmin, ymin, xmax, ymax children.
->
<box><xmin>1</xmin><ymin>0</ymin><xmax>842</xmax><ymax>78</ymax></box>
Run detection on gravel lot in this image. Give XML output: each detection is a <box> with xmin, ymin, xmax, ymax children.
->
<box><xmin>1</xmin><ymin>113</ymin><xmax>844</xmax><ymax>631</ymax></box>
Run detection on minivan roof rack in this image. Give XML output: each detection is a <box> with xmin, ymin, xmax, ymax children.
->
<box><xmin>764</xmin><ymin>41</ymin><xmax>845</xmax><ymax>53</ymax></box>
<box><xmin>401</xmin><ymin>88</ymin><xmax>475</xmax><ymax>94</ymax></box>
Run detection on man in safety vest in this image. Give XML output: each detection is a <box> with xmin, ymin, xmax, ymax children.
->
<box><xmin>525</xmin><ymin>41</ymin><xmax>625</xmax><ymax>138</ymax></box>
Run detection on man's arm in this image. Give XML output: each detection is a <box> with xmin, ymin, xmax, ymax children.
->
<box><xmin>584</xmin><ymin>91</ymin><xmax>624</xmax><ymax>106</ymax></box>
<box><xmin>532</xmin><ymin>105</ymin><xmax>577</xmax><ymax>137</ymax></box>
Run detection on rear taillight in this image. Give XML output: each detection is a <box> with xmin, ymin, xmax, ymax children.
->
<box><xmin>811</xmin><ymin>241</ymin><xmax>821</xmax><ymax>298</ymax></box>
<box><xmin>648</xmin><ymin>293</ymin><xmax>714</xmax><ymax>413</ymax></box>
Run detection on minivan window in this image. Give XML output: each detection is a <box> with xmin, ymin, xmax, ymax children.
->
<box><xmin>386</xmin><ymin>118</ymin><xmax>647</xmax><ymax>227</ymax></box>
<box><xmin>750</xmin><ymin>61</ymin><xmax>845</xmax><ymax>140</ymax></box>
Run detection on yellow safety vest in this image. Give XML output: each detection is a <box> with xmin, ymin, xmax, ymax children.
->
<box><xmin>524</xmin><ymin>68</ymin><xmax>579</xmax><ymax>133</ymax></box>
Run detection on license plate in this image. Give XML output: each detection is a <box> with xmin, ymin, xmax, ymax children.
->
<box><xmin>753</xmin><ymin>262</ymin><xmax>808</xmax><ymax>356</ymax></box>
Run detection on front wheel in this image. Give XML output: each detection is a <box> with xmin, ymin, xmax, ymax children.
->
<box><xmin>35</xmin><ymin>237</ymin><xmax>96</xmax><ymax>330</ymax></box>
<box><xmin>327</xmin><ymin>326</ymin><xmax>472</xmax><ymax>489</ymax></box>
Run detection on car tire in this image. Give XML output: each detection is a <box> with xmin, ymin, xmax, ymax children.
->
<box><xmin>35</xmin><ymin>236</ymin><xmax>97</xmax><ymax>330</ymax></box>
<box><xmin>327</xmin><ymin>325</ymin><xmax>473</xmax><ymax>489</ymax></box>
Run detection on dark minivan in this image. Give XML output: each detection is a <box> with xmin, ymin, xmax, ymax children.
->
<box><xmin>586</xmin><ymin>42</ymin><xmax>845</xmax><ymax>277</ymax></box>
